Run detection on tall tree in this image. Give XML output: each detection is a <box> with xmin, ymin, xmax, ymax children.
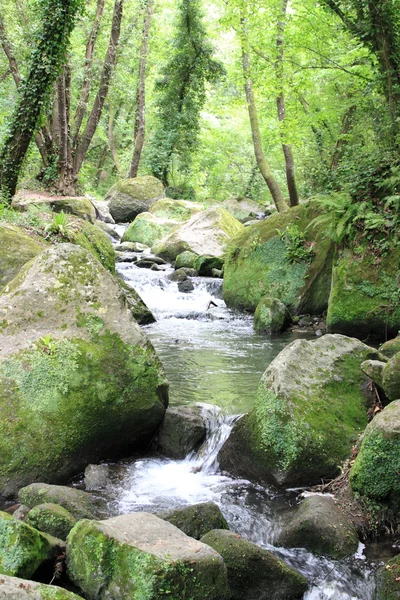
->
<box><xmin>150</xmin><ymin>0</ymin><xmax>224</xmax><ymax>188</ymax></box>
<box><xmin>0</xmin><ymin>0</ymin><xmax>83</xmax><ymax>199</ymax></box>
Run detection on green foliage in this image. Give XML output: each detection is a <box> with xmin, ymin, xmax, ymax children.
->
<box><xmin>277</xmin><ymin>224</ymin><xmax>315</xmax><ymax>263</ymax></box>
<box><xmin>0</xmin><ymin>203</ymin><xmax>46</xmax><ymax>229</ymax></box>
<box><xmin>149</xmin><ymin>0</ymin><xmax>225</xmax><ymax>186</ymax></box>
<box><xmin>44</xmin><ymin>211</ymin><xmax>71</xmax><ymax>238</ymax></box>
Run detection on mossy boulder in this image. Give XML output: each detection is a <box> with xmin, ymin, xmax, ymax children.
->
<box><xmin>155</xmin><ymin>406</ymin><xmax>206</xmax><ymax>459</ymax></box>
<box><xmin>66</xmin><ymin>513</ymin><xmax>230</xmax><ymax>600</ymax></box>
<box><xmin>200</xmin><ymin>529</ymin><xmax>308</xmax><ymax>600</ymax></box>
<box><xmin>378</xmin><ymin>554</ymin><xmax>400</xmax><ymax>600</ymax></box>
<box><xmin>380</xmin><ymin>337</ymin><xmax>400</xmax><ymax>359</ymax></box>
<box><xmin>153</xmin><ymin>207</ymin><xmax>243</xmax><ymax>262</ymax></box>
<box><xmin>195</xmin><ymin>255</ymin><xmax>224</xmax><ymax>277</ymax></box>
<box><xmin>122</xmin><ymin>212</ymin><xmax>179</xmax><ymax>247</ymax></box>
<box><xmin>116</xmin><ymin>277</ymin><xmax>155</xmax><ymax>325</ymax></box>
<box><xmin>223</xmin><ymin>204</ymin><xmax>334</xmax><ymax>315</ymax></box>
<box><xmin>0</xmin><ymin>511</ymin><xmax>55</xmax><ymax>578</ymax></box>
<box><xmin>19</xmin><ymin>484</ymin><xmax>97</xmax><ymax>521</ymax></box>
<box><xmin>0</xmin><ymin>244</ymin><xmax>168</xmax><ymax>496</ymax></box>
<box><xmin>175</xmin><ymin>251</ymin><xmax>199</xmax><ymax>269</ymax></box>
<box><xmin>68</xmin><ymin>217</ymin><xmax>116</xmax><ymax>273</ymax></box>
<box><xmin>360</xmin><ymin>359</ymin><xmax>386</xmax><ymax>389</ymax></box>
<box><xmin>149</xmin><ymin>198</ymin><xmax>203</xmax><ymax>221</ymax></box>
<box><xmin>327</xmin><ymin>247</ymin><xmax>400</xmax><ymax>342</ymax></box>
<box><xmin>159</xmin><ymin>503</ymin><xmax>228</xmax><ymax>540</ymax></box>
<box><xmin>219</xmin><ymin>335</ymin><xmax>380</xmax><ymax>487</ymax></box>
<box><xmin>26</xmin><ymin>503</ymin><xmax>76</xmax><ymax>540</ymax></box>
<box><xmin>0</xmin><ymin>574</ymin><xmax>81</xmax><ymax>599</ymax></box>
<box><xmin>350</xmin><ymin>400</ymin><xmax>400</xmax><ymax>509</ymax></box>
<box><xmin>279</xmin><ymin>495</ymin><xmax>358</xmax><ymax>559</ymax></box>
<box><xmin>106</xmin><ymin>176</ymin><xmax>165</xmax><ymax>222</ymax></box>
<box><xmin>254</xmin><ymin>297</ymin><xmax>288</xmax><ymax>334</ymax></box>
<box><xmin>0</xmin><ymin>224</ymin><xmax>46</xmax><ymax>291</ymax></box>
<box><xmin>382</xmin><ymin>353</ymin><xmax>400</xmax><ymax>401</ymax></box>
<box><xmin>219</xmin><ymin>197</ymin><xmax>265</xmax><ymax>222</ymax></box>
<box><xmin>12</xmin><ymin>195</ymin><xmax>96</xmax><ymax>223</ymax></box>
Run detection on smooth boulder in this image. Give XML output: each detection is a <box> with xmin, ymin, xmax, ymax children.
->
<box><xmin>0</xmin><ymin>224</ymin><xmax>45</xmax><ymax>291</ymax></box>
<box><xmin>19</xmin><ymin>484</ymin><xmax>97</xmax><ymax>520</ymax></box>
<box><xmin>122</xmin><ymin>212</ymin><xmax>179</xmax><ymax>247</ymax></box>
<box><xmin>26</xmin><ymin>503</ymin><xmax>77</xmax><ymax>540</ymax></box>
<box><xmin>379</xmin><ymin>336</ymin><xmax>400</xmax><ymax>358</ymax></box>
<box><xmin>0</xmin><ymin>244</ymin><xmax>168</xmax><ymax>496</ymax></box>
<box><xmin>0</xmin><ymin>575</ymin><xmax>81</xmax><ymax>599</ymax></box>
<box><xmin>200</xmin><ymin>529</ymin><xmax>308</xmax><ymax>600</ymax></box>
<box><xmin>106</xmin><ymin>176</ymin><xmax>165</xmax><ymax>222</ymax></box>
<box><xmin>159</xmin><ymin>502</ymin><xmax>229</xmax><ymax>539</ymax></box>
<box><xmin>149</xmin><ymin>198</ymin><xmax>203</xmax><ymax>221</ymax></box>
<box><xmin>67</xmin><ymin>513</ymin><xmax>230</xmax><ymax>600</ymax></box>
<box><xmin>219</xmin><ymin>335</ymin><xmax>380</xmax><ymax>487</ymax></box>
<box><xmin>175</xmin><ymin>250</ymin><xmax>199</xmax><ymax>269</ymax></box>
<box><xmin>155</xmin><ymin>406</ymin><xmax>206</xmax><ymax>459</ymax></box>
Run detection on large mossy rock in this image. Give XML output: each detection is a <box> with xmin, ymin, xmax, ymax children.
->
<box><xmin>219</xmin><ymin>335</ymin><xmax>380</xmax><ymax>487</ymax></box>
<box><xmin>0</xmin><ymin>511</ymin><xmax>56</xmax><ymax>578</ymax></box>
<box><xmin>0</xmin><ymin>224</ymin><xmax>46</xmax><ymax>291</ymax></box>
<box><xmin>122</xmin><ymin>212</ymin><xmax>179</xmax><ymax>247</ymax></box>
<box><xmin>149</xmin><ymin>198</ymin><xmax>203</xmax><ymax>221</ymax></box>
<box><xmin>159</xmin><ymin>502</ymin><xmax>229</xmax><ymax>540</ymax></box>
<box><xmin>26</xmin><ymin>503</ymin><xmax>77</xmax><ymax>540</ymax></box>
<box><xmin>378</xmin><ymin>554</ymin><xmax>400</xmax><ymax>600</ymax></box>
<box><xmin>66</xmin><ymin>513</ymin><xmax>230</xmax><ymax>600</ymax></box>
<box><xmin>12</xmin><ymin>194</ymin><xmax>97</xmax><ymax>223</ymax></box>
<box><xmin>223</xmin><ymin>204</ymin><xmax>333</xmax><ymax>315</ymax></box>
<box><xmin>0</xmin><ymin>244</ymin><xmax>168</xmax><ymax>496</ymax></box>
<box><xmin>153</xmin><ymin>207</ymin><xmax>243</xmax><ymax>262</ymax></box>
<box><xmin>382</xmin><ymin>353</ymin><xmax>400</xmax><ymax>402</ymax></box>
<box><xmin>279</xmin><ymin>495</ymin><xmax>358</xmax><ymax>559</ymax></box>
<box><xmin>200</xmin><ymin>529</ymin><xmax>308</xmax><ymax>600</ymax></box>
<box><xmin>0</xmin><ymin>575</ymin><xmax>81</xmax><ymax>599</ymax></box>
<box><xmin>253</xmin><ymin>296</ymin><xmax>288</xmax><ymax>334</ymax></box>
<box><xmin>327</xmin><ymin>247</ymin><xmax>400</xmax><ymax>341</ymax></box>
<box><xmin>68</xmin><ymin>217</ymin><xmax>116</xmax><ymax>273</ymax></box>
<box><xmin>350</xmin><ymin>400</ymin><xmax>400</xmax><ymax>509</ymax></box>
<box><xmin>19</xmin><ymin>484</ymin><xmax>97</xmax><ymax>520</ymax></box>
<box><xmin>106</xmin><ymin>176</ymin><xmax>165</xmax><ymax>222</ymax></box>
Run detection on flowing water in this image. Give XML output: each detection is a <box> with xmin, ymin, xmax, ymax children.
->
<box><xmin>107</xmin><ymin>239</ymin><xmax>379</xmax><ymax>599</ymax></box>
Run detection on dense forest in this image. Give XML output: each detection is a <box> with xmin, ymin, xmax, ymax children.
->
<box><xmin>0</xmin><ymin>1</ymin><xmax>400</xmax><ymax>599</ymax></box>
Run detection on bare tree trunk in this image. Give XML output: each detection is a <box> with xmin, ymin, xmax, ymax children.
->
<box><xmin>240</xmin><ymin>14</ymin><xmax>288</xmax><ymax>213</ymax></box>
<box><xmin>275</xmin><ymin>0</ymin><xmax>299</xmax><ymax>207</ymax></box>
<box><xmin>73</xmin><ymin>0</ymin><xmax>124</xmax><ymax>178</ymax></box>
<box><xmin>55</xmin><ymin>65</ymin><xmax>75</xmax><ymax>194</ymax></box>
<box><xmin>72</xmin><ymin>0</ymin><xmax>105</xmax><ymax>145</ymax></box>
<box><xmin>95</xmin><ymin>145</ymin><xmax>108</xmax><ymax>187</ymax></box>
<box><xmin>129</xmin><ymin>0</ymin><xmax>154</xmax><ymax>178</ymax></box>
<box><xmin>108</xmin><ymin>107</ymin><xmax>120</xmax><ymax>174</ymax></box>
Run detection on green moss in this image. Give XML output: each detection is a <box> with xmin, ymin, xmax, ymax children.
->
<box><xmin>254</xmin><ymin>297</ymin><xmax>287</xmax><ymax>333</ymax></box>
<box><xmin>149</xmin><ymin>198</ymin><xmax>203</xmax><ymax>222</ymax></box>
<box><xmin>27</xmin><ymin>503</ymin><xmax>76</xmax><ymax>540</ymax></box>
<box><xmin>175</xmin><ymin>251</ymin><xmax>199</xmax><ymax>269</ymax></box>
<box><xmin>378</xmin><ymin>555</ymin><xmax>400</xmax><ymax>600</ymax></box>
<box><xmin>327</xmin><ymin>247</ymin><xmax>400</xmax><ymax>341</ymax></box>
<box><xmin>51</xmin><ymin>197</ymin><xmax>96</xmax><ymax>223</ymax></box>
<box><xmin>223</xmin><ymin>203</ymin><xmax>333</xmax><ymax>314</ymax></box>
<box><xmin>68</xmin><ymin>219</ymin><xmax>116</xmax><ymax>273</ymax></box>
<box><xmin>0</xmin><ymin>511</ymin><xmax>51</xmax><ymax>578</ymax></box>
<box><xmin>113</xmin><ymin>176</ymin><xmax>164</xmax><ymax>201</ymax></box>
<box><xmin>37</xmin><ymin>585</ymin><xmax>82</xmax><ymax>599</ymax></box>
<box><xmin>0</xmin><ymin>224</ymin><xmax>46</xmax><ymax>290</ymax></box>
<box><xmin>122</xmin><ymin>212</ymin><xmax>178</xmax><ymax>246</ymax></box>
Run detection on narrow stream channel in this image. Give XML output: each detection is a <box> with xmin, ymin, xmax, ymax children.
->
<box><xmin>106</xmin><ymin>234</ymin><xmax>378</xmax><ymax>599</ymax></box>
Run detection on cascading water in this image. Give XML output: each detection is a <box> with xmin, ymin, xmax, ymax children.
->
<box><xmin>107</xmin><ymin>236</ymin><xmax>379</xmax><ymax>600</ymax></box>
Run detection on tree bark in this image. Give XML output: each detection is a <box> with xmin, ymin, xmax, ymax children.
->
<box><xmin>108</xmin><ymin>106</ymin><xmax>120</xmax><ymax>174</ymax></box>
<box><xmin>73</xmin><ymin>0</ymin><xmax>124</xmax><ymax>178</ymax></box>
<box><xmin>240</xmin><ymin>14</ymin><xmax>288</xmax><ymax>213</ymax></box>
<box><xmin>129</xmin><ymin>0</ymin><xmax>154</xmax><ymax>178</ymax></box>
<box><xmin>275</xmin><ymin>0</ymin><xmax>299</xmax><ymax>207</ymax></box>
<box><xmin>55</xmin><ymin>65</ymin><xmax>75</xmax><ymax>194</ymax></box>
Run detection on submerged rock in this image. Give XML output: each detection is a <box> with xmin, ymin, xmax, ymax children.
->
<box><xmin>66</xmin><ymin>513</ymin><xmax>230</xmax><ymax>600</ymax></box>
<box><xmin>350</xmin><ymin>400</ymin><xmax>400</xmax><ymax>509</ymax></box>
<box><xmin>0</xmin><ymin>244</ymin><xmax>167</xmax><ymax>496</ymax></box>
<box><xmin>153</xmin><ymin>207</ymin><xmax>243</xmax><ymax>262</ymax></box>
<box><xmin>279</xmin><ymin>495</ymin><xmax>358</xmax><ymax>559</ymax></box>
<box><xmin>159</xmin><ymin>502</ymin><xmax>229</xmax><ymax>540</ymax></box>
<box><xmin>200</xmin><ymin>529</ymin><xmax>308</xmax><ymax>600</ymax></box>
<box><xmin>169</xmin><ymin>268</ymin><xmax>188</xmax><ymax>283</ymax></box>
<box><xmin>0</xmin><ymin>574</ymin><xmax>81</xmax><ymax>599</ymax></box>
<box><xmin>179</xmin><ymin>279</ymin><xmax>195</xmax><ymax>293</ymax></box>
<box><xmin>106</xmin><ymin>176</ymin><xmax>165</xmax><ymax>222</ymax></box>
<box><xmin>26</xmin><ymin>503</ymin><xmax>77</xmax><ymax>540</ymax></box>
<box><xmin>155</xmin><ymin>406</ymin><xmax>206</xmax><ymax>459</ymax></box>
<box><xmin>219</xmin><ymin>335</ymin><xmax>380</xmax><ymax>487</ymax></box>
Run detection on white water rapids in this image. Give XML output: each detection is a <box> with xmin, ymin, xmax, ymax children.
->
<box><xmin>104</xmin><ymin>237</ymin><xmax>379</xmax><ymax>599</ymax></box>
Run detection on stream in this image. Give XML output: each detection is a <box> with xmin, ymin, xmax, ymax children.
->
<box><xmin>104</xmin><ymin>236</ymin><xmax>379</xmax><ymax>599</ymax></box>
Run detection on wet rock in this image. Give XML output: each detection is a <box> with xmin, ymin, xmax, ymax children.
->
<box><xmin>377</xmin><ymin>553</ymin><xmax>400</xmax><ymax>600</ymax></box>
<box><xmin>95</xmin><ymin>220</ymin><xmax>120</xmax><ymax>240</ymax></box>
<box><xmin>200</xmin><ymin>529</ymin><xmax>309</xmax><ymax>600</ymax></box>
<box><xmin>84</xmin><ymin>464</ymin><xmax>112</xmax><ymax>491</ymax></box>
<box><xmin>115</xmin><ymin>241</ymin><xmax>146</xmax><ymax>252</ymax></box>
<box><xmin>254</xmin><ymin>297</ymin><xmax>288</xmax><ymax>334</ymax></box>
<box><xmin>155</xmin><ymin>406</ymin><xmax>206</xmax><ymax>459</ymax></box>
<box><xmin>115</xmin><ymin>252</ymin><xmax>137</xmax><ymax>263</ymax></box>
<box><xmin>116</xmin><ymin>277</ymin><xmax>156</xmax><ymax>325</ymax></box>
<box><xmin>195</xmin><ymin>255</ymin><xmax>224</xmax><ymax>277</ymax></box>
<box><xmin>211</xmin><ymin>268</ymin><xmax>223</xmax><ymax>278</ymax></box>
<box><xmin>169</xmin><ymin>268</ymin><xmax>188</xmax><ymax>283</ymax></box>
<box><xmin>179</xmin><ymin>279</ymin><xmax>195</xmax><ymax>293</ymax></box>
<box><xmin>219</xmin><ymin>335</ymin><xmax>380</xmax><ymax>487</ymax></box>
<box><xmin>182</xmin><ymin>267</ymin><xmax>198</xmax><ymax>277</ymax></box>
<box><xmin>175</xmin><ymin>250</ymin><xmax>199</xmax><ymax>269</ymax></box>
<box><xmin>122</xmin><ymin>212</ymin><xmax>179</xmax><ymax>247</ymax></box>
<box><xmin>26</xmin><ymin>503</ymin><xmax>77</xmax><ymax>540</ymax></box>
<box><xmin>0</xmin><ymin>575</ymin><xmax>81</xmax><ymax>599</ymax></box>
<box><xmin>106</xmin><ymin>176</ymin><xmax>165</xmax><ymax>223</ymax></box>
<box><xmin>136</xmin><ymin>259</ymin><xmax>159</xmax><ymax>269</ymax></box>
<box><xmin>143</xmin><ymin>255</ymin><xmax>167</xmax><ymax>265</ymax></box>
<box><xmin>279</xmin><ymin>495</ymin><xmax>358</xmax><ymax>559</ymax></box>
<box><xmin>66</xmin><ymin>513</ymin><xmax>230</xmax><ymax>600</ymax></box>
<box><xmin>382</xmin><ymin>352</ymin><xmax>400</xmax><ymax>401</ymax></box>
<box><xmin>159</xmin><ymin>502</ymin><xmax>229</xmax><ymax>540</ymax></box>
<box><xmin>19</xmin><ymin>484</ymin><xmax>98</xmax><ymax>520</ymax></box>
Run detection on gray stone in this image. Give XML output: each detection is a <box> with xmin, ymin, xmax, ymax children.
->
<box><xmin>84</xmin><ymin>464</ymin><xmax>112</xmax><ymax>491</ymax></box>
<box><xmin>159</xmin><ymin>502</ymin><xmax>229</xmax><ymax>539</ymax></box>
<box><xmin>19</xmin><ymin>484</ymin><xmax>98</xmax><ymax>520</ymax></box>
<box><xmin>91</xmin><ymin>199</ymin><xmax>115</xmax><ymax>224</ymax></box>
<box><xmin>179</xmin><ymin>279</ymin><xmax>194</xmax><ymax>293</ymax></box>
<box><xmin>106</xmin><ymin>176</ymin><xmax>165</xmax><ymax>222</ymax></box>
<box><xmin>156</xmin><ymin>406</ymin><xmax>207</xmax><ymax>459</ymax></box>
<box><xmin>169</xmin><ymin>268</ymin><xmax>188</xmax><ymax>283</ymax></box>
<box><xmin>382</xmin><ymin>352</ymin><xmax>400</xmax><ymax>401</ymax></box>
<box><xmin>0</xmin><ymin>575</ymin><xmax>81</xmax><ymax>599</ymax></box>
<box><xmin>360</xmin><ymin>359</ymin><xmax>386</xmax><ymax>389</ymax></box>
<box><xmin>26</xmin><ymin>503</ymin><xmax>77</xmax><ymax>540</ymax></box>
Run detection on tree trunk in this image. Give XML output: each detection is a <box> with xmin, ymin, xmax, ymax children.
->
<box><xmin>240</xmin><ymin>14</ymin><xmax>288</xmax><ymax>213</ymax></box>
<box><xmin>72</xmin><ymin>0</ymin><xmax>105</xmax><ymax>146</ymax></box>
<box><xmin>0</xmin><ymin>0</ymin><xmax>82</xmax><ymax>200</ymax></box>
<box><xmin>73</xmin><ymin>0</ymin><xmax>124</xmax><ymax>178</ymax></box>
<box><xmin>54</xmin><ymin>65</ymin><xmax>75</xmax><ymax>195</ymax></box>
<box><xmin>129</xmin><ymin>0</ymin><xmax>154</xmax><ymax>178</ymax></box>
<box><xmin>275</xmin><ymin>0</ymin><xmax>299</xmax><ymax>207</ymax></box>
<box><xmin>108</xmin><ymin>106</ymin><xmax>120</xmax><ymax>174</ymax></box>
